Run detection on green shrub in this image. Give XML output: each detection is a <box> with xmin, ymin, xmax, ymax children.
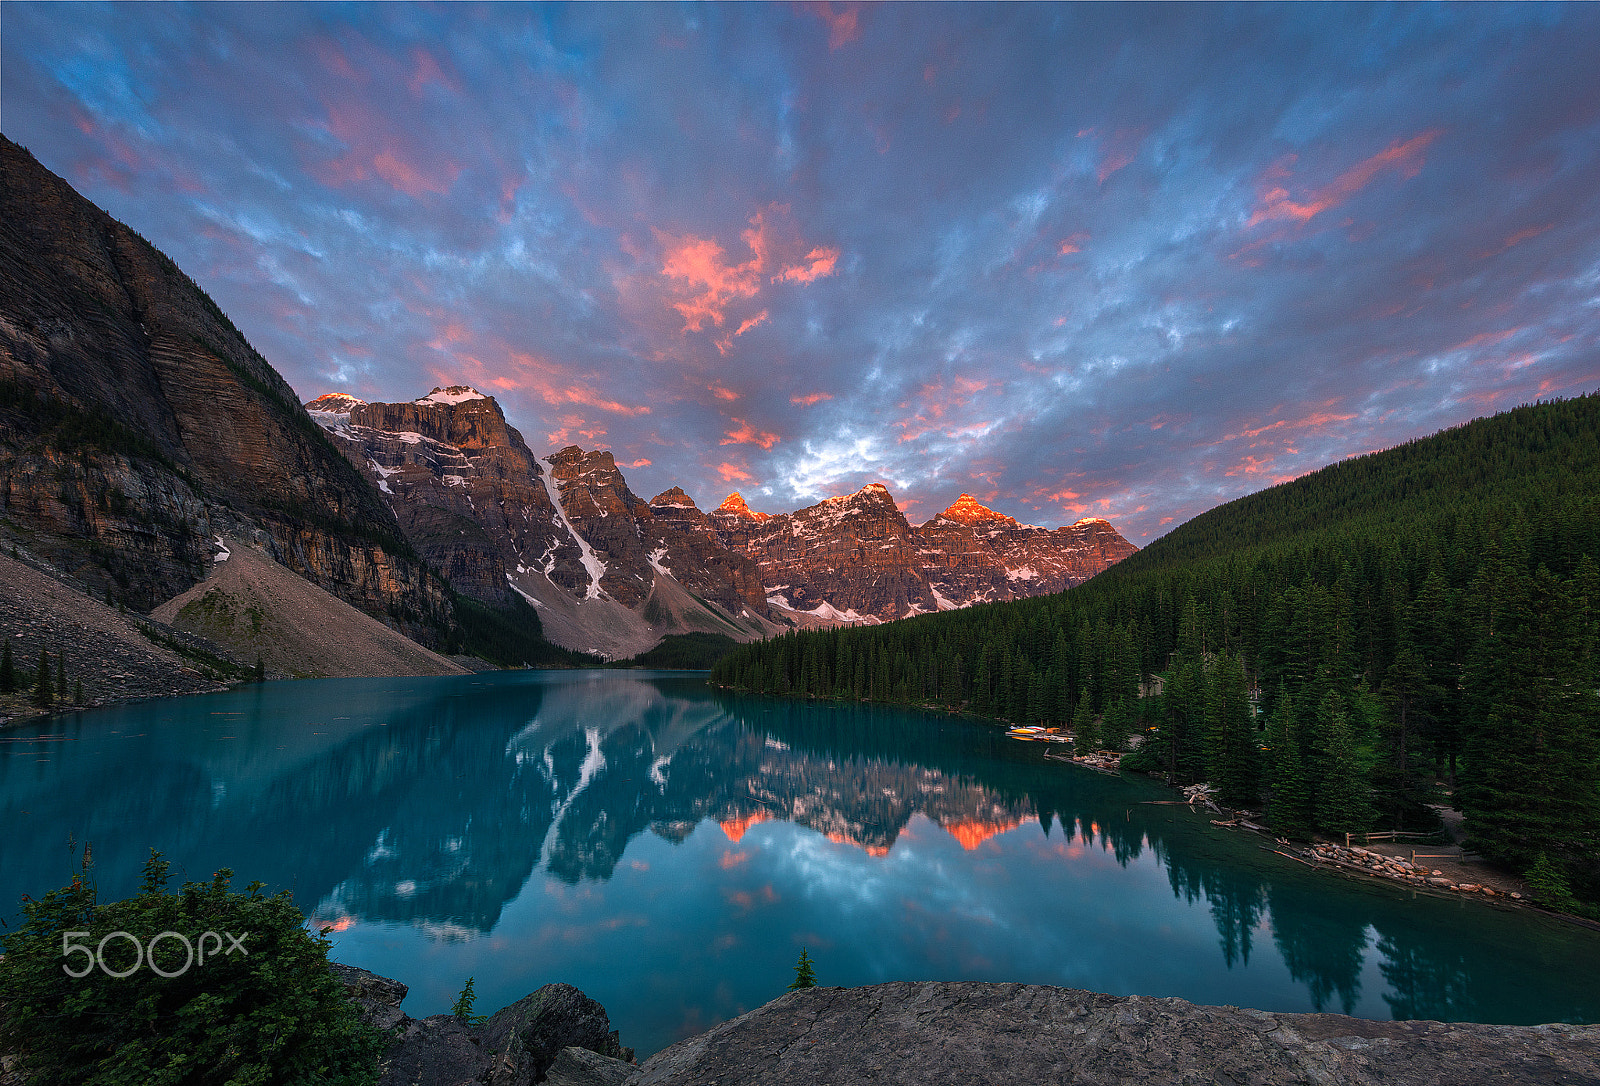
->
<box><xmin>0</xmin><ymin>850</ymin><xmax>384</xmax><ymax>1085</ymax></box>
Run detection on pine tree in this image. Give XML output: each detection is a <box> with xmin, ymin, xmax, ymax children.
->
<box><xmin>1265</xmin><ymin>691</ymin><xmax>1315</xmax><ymax>839</ymax></box>
<box><xmin>1208</xmin><ymin>653</ymin><xmax>1261</xmax><ymax>809</ymax></box>
<box><xmin>1102</xmin><ymin>698</ymin><xmax>1135</xmax><ymax>752</ymax></box>
<box><xmin>55</xmin><ymin>653</ymin><xmax>66</xmax><ymax>701</ymax></box>
<box><xmin>0</xmin><ymin>638</ymin><xmax>13</xmax><ymax>694</ymax></box>
<box><xmin>1072</xmin><ymin>689</ymin><xmax>1097</xmax><ymax>753</ymax></box>
<box><xmin>1315</xmin><ymin>691</ymin><xmax>1374</xmax><ymax>836</ymax></box>
<box><xmin>34</xmin><ymin>647</ymin><xmax>50</xmax><ymax>709</ymax></box>
<box><xmin>788</xmin><ymin>947</ymin><xmax>818</xmax><ymax>990</ymax></box>
<box><xmin>451</xmin><ymin>976</ymin><xmax>485</xmax><ymax>1026</ymax></box>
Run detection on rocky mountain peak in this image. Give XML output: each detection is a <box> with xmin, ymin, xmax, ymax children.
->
<box><xmin>930</xmin><ymin>493</ymin><xmax>1018</xmax><ymax>528</ymax></box>
<box><xmin>304</xmin><ymin>392</ymin><xmax>368</xmax><ymax>415</ymax></box>
<box><xmin>548</xmin><ymin>446</ymin><xmax>618</xmax><ymax>475</ymax></box>
<box><xmin>713</xmin><ymin>493</ymin><xmax>771</xmax><ymax>522</ymax></box>
<box><xmin>650</xmin><ymin>487</ymin><xmax>699</xmax><ymax>509</ymax></box>
<box><xmin>415</xmin><ymin>385</ymin><xmax>488</xmax><ymax>406</ymax></box>
<box><xmin>815</xmin><ymin>482</ymin><xmax>898</xmax><ymax>512</ymax></box>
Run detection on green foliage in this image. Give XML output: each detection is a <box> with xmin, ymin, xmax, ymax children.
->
<box><xmin>447</xmin><ymin>592</ymin><xmax>597</xmax><ymax>668</ymax></box>
<box><xmin>787</xmin><ymin>947</ymin><xmax>818</xmax><ymax>991</ymax></box>
<box><xmin>34</xmin><ymin>646</ymin><xmax>51</xmax><ymax>709</ymax></box>
<box><xmin>712</xmin><ymin>394</ymin><xmax>1600</xmax><ymax>893</ymax></box>
<box><xmin>0</xmin><ymin>637</ymin><xmax>14</xmax><ymax>694</ymax></box>
<box><xmin>133</xmin><ymin>623</ymin><xmax>254</xmax><ymax>683</ymax></box>
<box><xmin>451</xmin><ymin>976</ymin><xmax>486</xmax><ymax>1026</ymax></box>
<box><xmin>1525</xmin><ymin>853</ymin><xmax>1581</xmax><ymax>913</ymax></box>
<box><xmin>0</xmin><ymin>849</ymin><xmax>385</xmax><ymax>1086</ymax></box>
<box><xmin>616</xmin><ymin>632</ymin><xmax>740</xmax><ymax>669</ymax></box>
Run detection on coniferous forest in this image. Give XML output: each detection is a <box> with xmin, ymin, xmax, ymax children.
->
<box><xmin>712</xmin><ymin>394</ymin><xmax>1600</xmax><ymax>904</ymax></box>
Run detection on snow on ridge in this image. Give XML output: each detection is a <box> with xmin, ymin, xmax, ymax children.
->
<box><xmin>538</xmin><ymin>462</ymin><xmax>608</xmax><ymax>600</ymax></box>
<box><xmin>647</xmin><ymin>546</ymin><xmax>672</xmax><ymax>575</ymax></box>
<box><xmin>505</xmin><ymin>574</ymin><xmax>544</xmax><ymax>608</ymax></box>
<box><xmin>367</xmin><ymin>458</ymin><xmax>398</xmax><ymax>494</ymax></box>
<box><xmin>416</xmin><ymin>385</ymin><xmax>488</xmax><ymax>405</ymax></box>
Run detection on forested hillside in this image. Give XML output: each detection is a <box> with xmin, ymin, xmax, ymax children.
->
<box><xmin>712</xmin><ymin>394</ymin><xmax>1600</xmax><ymax>905</ymax></box>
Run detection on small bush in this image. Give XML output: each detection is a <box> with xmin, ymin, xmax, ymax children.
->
<box><xmin>0</xmin><ymin>850</ymin><xmax>384</xmax><ymax>1085</ymax></box>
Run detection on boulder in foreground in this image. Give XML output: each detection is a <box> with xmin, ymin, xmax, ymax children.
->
<box><xmin>338</xmin><ymin>967</ymin><xmax>1600</xmax><ymax>1086</ymax></box>
<box><xmin>635</xmin><ymin>981</ymin><xmax>1600</xmax><ymax>1086</ymax></box>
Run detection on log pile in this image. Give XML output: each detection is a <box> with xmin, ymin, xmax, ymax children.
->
<box><xmin>1305</xmin><ymin>842</ymin><xmax>1518</xmax><ymax>898</ymax></box>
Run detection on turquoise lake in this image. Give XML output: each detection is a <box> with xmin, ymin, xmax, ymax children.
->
<box><xmin>2</xmin><ymin>669</ymin><xmax>1597</xmax><ymax>1057</ymax></box>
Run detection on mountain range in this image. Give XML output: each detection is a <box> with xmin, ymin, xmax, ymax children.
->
<box><xmin>306</xmin><ymin>386</ymin><xmax>1134</xmax><ymax>658</ymax></box>
<box><xmin>0</xmin><ymin>134</ymin><xmax>1134</xmax><ymax>679</ymax></box>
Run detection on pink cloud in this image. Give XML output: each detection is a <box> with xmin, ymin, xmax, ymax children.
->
<box><xmin>791</xmin><ymin>392</ymin><xmax>833</xmax><ymax>406</ymax></box>
<box><xmin>310</xmin><ymin>100</ymin><xmax>462</xmax><ymax>198</ymax></box>
<box><xmin>803</xmin><ymin>2</ymin><xmax>863</xmax><ymax>49</ymax></box>
<box><xmin>1476</xmin><ymin>223</ymin><xmax>1554</xmax><ymax>259</ymax></box>
<box><xmin>716</xmin><ymin>309</ymin><xmax>771</xmax><ymax>355</ymax></box>
<box><xmin>406</xmin><ymin>46</ymin><xmax>458</xmax><ymax>98</ymax></box>
<box><xmin>721</xmin><ymin>419</ymin><xmax>781</xmax><ymax>450</ymax></box>
<box><xmin>734</xmin><ymin>309</ymin><xmax>770</xmax><ymax>337</ymax></box>
<box><xmin>710</xmin><ymin>384</ymin><xmax>741</xmax><ymax>401</ymax></box>
<box><xmin>626</xmin><ymin>458</ymin><xmax>652</xmax><ymax>468</ymax></box>
<box><xmin>561</xmin><ymin>386</ymin><xmax>652</xmax><ymax>416</ymax></box>
<box><xmin>656</xmin><ymin>207</ymin><xmax>836</xmax><ymax>332</ymax></box>
<box><xmin>659</xmin><ymin>233</ymin><xmax>761</xmax><ymax>331</ymax></box>
<box><xmin>773</xmin><ymin>248</ymin><xmax>840</xmax><ymax>285</ymax></box>
<box><xmin>717</xmin><ymin>462</ymin><xmax>754</xmax><ymax>483</ymax></box>
<box><xmin>1249</xmin><ymin>130</ymin><xmax>1441</xmax><ymax>228</ymax></box>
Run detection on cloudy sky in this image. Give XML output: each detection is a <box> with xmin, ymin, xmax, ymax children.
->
<box><xmin>5</xmin><ymin>4</ymin><xmax>1598</xmax><ymax>543</ymax></box>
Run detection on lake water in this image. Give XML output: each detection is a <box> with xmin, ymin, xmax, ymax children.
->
<box><xmin>3</xmin><ymin>669</ymin><xmax>1597</xmax><ymax>1057</ymax></box>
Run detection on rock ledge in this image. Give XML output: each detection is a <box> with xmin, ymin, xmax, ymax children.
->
<box><xmin>634</xmin><ymin>982</ymin><xmax>1600</xmax><ymax>1086</ymax></box>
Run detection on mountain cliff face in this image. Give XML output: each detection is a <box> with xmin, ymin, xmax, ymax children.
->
<box><xmin>0</xmin><ymin>136</ymin><xmax>449</xmax><ymax>635</ymax></box>
<box><xmin>709</xmin><ymin>486</ymin><xmax>1136</xmax><ymax>623</ymax></box>
<box><xmin>310</xmin><ymin>385</ymin><xmax>1136</xmax><ymax>648</ymax></box>
<box><xmin>309</xmin><ymin>390</ymin><xmax>781</xmax><ymax>658</ymax></box>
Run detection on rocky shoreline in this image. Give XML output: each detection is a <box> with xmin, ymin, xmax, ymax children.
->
<box><xmin>335</xmin><ymin>967</ymin><xmax>1600</xmax><ymax>1086</ymax></box>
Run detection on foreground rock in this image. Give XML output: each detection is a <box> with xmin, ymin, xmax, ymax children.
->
<box><xmin>635</xmin><ymin>982</ymin><xmax>1600</xmax><ymax>1086</ymax></box>
<box><xmin>338</xmin><ymin>968</ymin><xmax>1599</xmax><ymax>1086</ymax></box>
<box><xmin>333</xmin><ymin>965</ymin><xmax>636</xmax><ymax>1086</ymax></box>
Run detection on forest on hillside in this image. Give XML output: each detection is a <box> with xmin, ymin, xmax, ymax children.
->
<box><xmin>711</xmin><ymin>394</ymin><xmax>1600</xmax><ymax>907</ymax></box>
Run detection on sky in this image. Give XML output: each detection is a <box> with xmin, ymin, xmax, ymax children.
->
<box><xmin>4</xmin><ymin>3</ymin><xmax>1599</xmax><ymax>545</ymax></box>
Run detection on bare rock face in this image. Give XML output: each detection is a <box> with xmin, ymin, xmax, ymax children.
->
<box><xmin>0</xmin><ymin>136</ymin><xmax>448</xmax><ymax>636</ymax></box>
<box><xmin>646</xmin><ymin>488</ymin><xmax>770</xmax><ymax>619</ymax></box>
<box><xmin>481</xmin><ymin>983</ymin><xmax>634</xmax><ymax>1084</ymax></box>
<box><xmin>633</xmin><ymin>982</ymin><xmax>1600</xmax><ymax>1086</ymax></box>
<box><xmin>916</xmin><ymin>494</ymin><xmax>1139</xmax><ymax>606</ymax></box>
<box><xmin>710</xmin><ymin>487</ymin><xmax>1138</xmax><ymax>623</ymax></box>
<box><xmin>715</xmin><ymin>483</ymin><xmax>933</xmax><ymax>621</ymax></box>
<box><xmin>544</xmin><ymin>447</ymin><xmax>656</xmax><ymax>609</ymax></box>
<box><xmin>308</xmin><ymin>400</ymin><xmax>780</xmax><ymax>655</ymax></box>
<box><xmin>332</xmin><ymin>967</ymin><xmax>636</xmax><ymax>1086</ymax></box>
<box><xmin>337</xmin><ymin>969</ymin><xmax>1600</xmax><ymax>1086</ymax></box>
<box><xmin>308</xmin><ymin>389</ymin><xmax>576</xmax><ymax>608</ymax></box>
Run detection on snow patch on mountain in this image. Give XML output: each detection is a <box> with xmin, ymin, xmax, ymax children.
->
<box><xmin>538</xmin><ymin>462</ymin><xmax>607</xmax><ymax>600</ymax></box>
<box><xmin>415</xmin><ymin>386</ymin><xmax>487</xmax><ymax>405</ymax></box>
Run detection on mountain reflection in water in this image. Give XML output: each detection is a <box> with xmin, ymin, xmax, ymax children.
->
<box><xmin>2</xmin><ymin>669</ymin><xmax>1597</xmax><ymax>1057</ymax></box>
